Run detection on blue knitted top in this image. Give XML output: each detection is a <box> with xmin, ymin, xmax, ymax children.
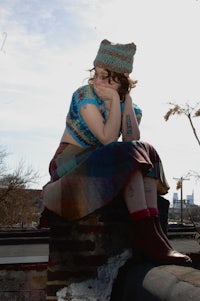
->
<box><xmin>66</xmin><ymin>84</ymin><xmax>142</xmax><ymax>148</ymax></box>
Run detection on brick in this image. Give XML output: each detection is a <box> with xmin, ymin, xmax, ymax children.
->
<box><xmin>75</xmin><ymin>224</ymin><xmax>106</xmax><ymax>234</ymax></box>
<box><xmin>73</xmin><ymin>254</ymin><xmax>107</xmax><ymax>267</ymax></box>
<box><xmin>47</xmin><ymin>269</ymin><xmax>97</xmax><ymax>281</ymax></box>
<box><xmin>0</xmin><ymin>263</ymin><xmax>47</xmax><ymax>272</ymax></box>
<box><xmin>46</xmin><ymin>283</ymin><xmax>67</xmax><ymax>296</ymax></box>
<box><xmin>49</xmin><ymin>239</ymin><xmax>95</xmax><ymax>252</ymax></box>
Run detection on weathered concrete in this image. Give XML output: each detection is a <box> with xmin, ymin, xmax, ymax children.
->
<box><xmin>56</xmin><ymin>249</ymin><xmax>132</xmax><ymax>301</ymax></box>
<box><xmin>144</xmin><ymin>265</ymin><xmax>200</xmax><ymax>301</ymax></box>
<box><xmin>0</xmin><ymin>243</ymin><xmax>49</xmax><ymax>264</ymax></box>
<box><xmin>111</xmin><ymin>260</ymin><xmax>200</xmax><ymax>301</ymax></box>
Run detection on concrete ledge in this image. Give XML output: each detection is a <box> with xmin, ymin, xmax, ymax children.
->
<box><xmin>143</xmin><ymin>265</ymin><xmax>200</xmax><ymax>301</ymax></box>
<box><xmin>111</xmin><ymin>260</ymin><xmax>200</xmax><ymax>301</ymax></box>
<box><xmin>0</xmin><ymin>256</ymin><xmax>48</xmax><ymax>264</ymax></box>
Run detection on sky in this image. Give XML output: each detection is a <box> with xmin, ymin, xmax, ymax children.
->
<box><xmin>0</xmin><ymin>0</ymin><xmax>199</xmax><ymax>206</ymax></box>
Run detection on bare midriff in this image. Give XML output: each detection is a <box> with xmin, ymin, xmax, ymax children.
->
<box><xmin>60</xmin><ymin>129</ymin><xmax>84</xmax><ymax>148</ymax></box>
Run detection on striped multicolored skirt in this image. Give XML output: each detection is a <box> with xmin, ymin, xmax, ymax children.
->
<box><xmin>42</xmin><ymin>141</ymin><xmax>170</xmax><ymax>220</ymax></box>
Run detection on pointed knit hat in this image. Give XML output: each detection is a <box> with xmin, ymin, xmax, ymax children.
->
<box><xmin>93</xmin><ymin>39</ymin><xmax>136</xmax><ymax>74</ymax></box>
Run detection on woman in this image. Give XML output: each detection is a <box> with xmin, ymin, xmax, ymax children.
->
<box><xmin>41</xmin><ymin>39</ymin><xmax>191</xmax><ymax>265</ymax></box>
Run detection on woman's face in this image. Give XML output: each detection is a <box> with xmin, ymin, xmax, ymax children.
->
<box><xmin>92</xmin><ymin>67</ymin><xmax>120</xmax><ymax>91</ymax></box>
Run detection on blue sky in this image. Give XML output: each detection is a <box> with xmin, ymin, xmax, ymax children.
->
<box><xmin>0</xmin><ymin>0</ymin><xmax>200</xmax><ymax>205</ymax></box>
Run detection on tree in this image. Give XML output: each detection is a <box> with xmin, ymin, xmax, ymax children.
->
<box><xmin>164</xmin><ymin>102</ymin><xmax>200</xmax><ymax>146</ymax></box>
<box><xmin>0</xmin><ymin>146</ymin><xmax>7</xmax><ymax>177</ymax></box>
<box><xmin>0</xmin><ymin>146</ymin><xmax>41</xmax><ymax>227</ymax></box>
<box><xmin>164</xmin><ymin>102</ymin><xmax>200</xmax><ymax>182</ymax></box>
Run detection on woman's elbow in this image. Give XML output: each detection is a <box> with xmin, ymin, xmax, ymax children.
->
<box><xmin>99</xmin><ymin>133</ymin><xmax>119</xmax><ymax>145</ymax></box>
<box><xmin>135</xmin><ymin>130</ymin><xmax>140</xmax><ymax>140</ymax></box>
<box><xmin>133</xmin><ymin>128</ymin><xmax>140</xmax><ymax>140</ymax></box>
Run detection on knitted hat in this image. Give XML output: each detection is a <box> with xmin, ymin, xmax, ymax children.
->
<box><xmin>93</xmin><ymin>39</ymin><xmax>136</xmax><ymax>74</ymax></box>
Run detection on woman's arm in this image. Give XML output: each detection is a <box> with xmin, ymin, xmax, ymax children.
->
<box><xmin>80</xmin><ymin>84</ymin><xmax>121</xmax><ymax>145</ymax></box>
<box><xmin>121</xmin><ymin>94</ymin><xmax>140</xmax><ymax>141</ymax></box>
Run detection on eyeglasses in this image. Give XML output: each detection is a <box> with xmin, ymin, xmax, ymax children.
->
<box><xmin>90</xmin><ymin>69</ymin><xmax>110</xmax><ymax>81</ymax></box>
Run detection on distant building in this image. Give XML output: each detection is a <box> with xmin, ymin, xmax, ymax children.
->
<box><xmin>186</xmin><ymin>191</ymin><xmax>194</xmax><ymax>205</ymax></box>
<box><xmin>173</xmin><ymin>191</ymin><xmax>195</xmax><ymax>208</ymax></box>
<box><xmin>173</xmin><ymin>192</ymin><xmax>184</xmax><ymax>208</ymax></box>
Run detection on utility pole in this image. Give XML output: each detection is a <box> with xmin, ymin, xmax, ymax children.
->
<box><xmin>173</xmin><ymin>176</ymin><xmax>189</xmax><ymax>224</ymax></box>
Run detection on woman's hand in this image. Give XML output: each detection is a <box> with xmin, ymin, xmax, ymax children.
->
<box><xmin>124</xmin><ymin>93</ymin><xmax>132</xmax><ymax>103</ymax></box>
<box><xmin>93</xmin><ymin>81</ymin><xmax>120</xmax><ymax>103</ymax></box>
<box><xmin>80</xmin><ymin>81</ymin><xmax>121</xmax><ymax>145</ymax></box>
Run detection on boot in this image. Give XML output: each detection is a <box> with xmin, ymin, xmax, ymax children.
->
<box><xmin>132</xmin><ymin>217</ymin><xmax>192</xmax><ymax>265</ymax></box>
<box><xmin>153</xmin><ymin>215</ymin><xmax>171</xmax><ymax>248</ymax></box>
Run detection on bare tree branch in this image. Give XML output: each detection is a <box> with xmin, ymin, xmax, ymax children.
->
<box><xmin>0</xmin><ymin>146</ymin><xmax>41</xmax><ymax>227</ymax></box>
<box><xmin>164</xmin><ymin>102</ymin><xmax>200</xmax><ymax>146</ymax></box>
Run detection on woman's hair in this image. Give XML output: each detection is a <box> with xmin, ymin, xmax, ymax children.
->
<box><xmin>88</xmin><ymin>68</ymin><xmax>136</xmax><ymax>102</ymax></box>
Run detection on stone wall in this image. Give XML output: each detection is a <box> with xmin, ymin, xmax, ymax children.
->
<box><xmin>46</xmin><ymin>197</ymin><xmax>133</xmax><ymax>300</ymax></box>
<box><xmin>0</xmin><ymin>262</ymin><xmax>47</xmax><ymax>301</ymax></box>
